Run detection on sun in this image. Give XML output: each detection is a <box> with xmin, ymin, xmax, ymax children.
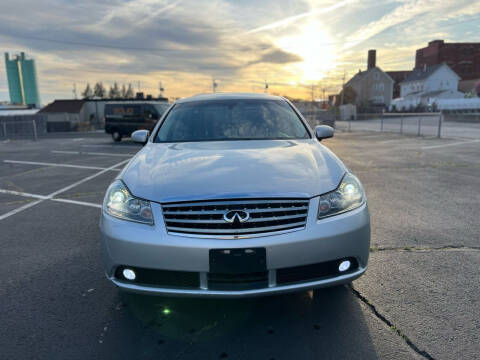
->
<box><xmin>276</xmin><ymin>21</ymin><xmax>336</xmax><ymax>82</ymax></box>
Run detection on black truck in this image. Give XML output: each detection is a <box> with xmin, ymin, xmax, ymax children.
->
<box><xmin>104</xmin><ymin>102</ymin><xmax>170</xmax><ymax>142</ymax></box>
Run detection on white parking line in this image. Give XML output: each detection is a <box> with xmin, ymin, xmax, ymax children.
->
<box><xmin>0</xmin><ymin>200</ymin><xmax>44</xmax><ymax>221</ymax></box>
<box><xmin>0</xmin><ymin>189</ymin><xmax>102</xmax><ymax>209</ymax></box>
<box><xmin>0</xmin><ymin>158</ymin><xmax>129</xmax><ymax>221</ymax></box>
<box><xmin>422</xmin><ymin>139</ymin><xmax>480</xmax><ymax>150</ymax></box>
<box><xmin>0</xmin><ymin>189</ymin><xmax>48</xmax><ymax>199</ymax></box>
<box><xmin>51</xmin><ymin>198</ymin><xmax>102</xmax><ymax>209</ymax></box>
<box><xmin>81</xmin><ymin>144</ymin><xmax>115</xmax><ymax>148</ymax></box>
<box><xmin>52</xmin><ymin>150</ymin><xmax>134</xmax><ymax>157</ymax></box>
<box><xmin>3</xmin><ymin>159</ymin><xmax>122</xmax><ymax>171</ymax></box>
<box><xmin>48</xmin><ymin>159</ymin><xmax>130</xmax><ymax>197</ymax></box>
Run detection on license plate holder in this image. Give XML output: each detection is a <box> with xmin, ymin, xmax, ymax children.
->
<box><xmin>209</xmin><ymin>248</ymin><xmax>266</xmax><ymax>274</ymax></box>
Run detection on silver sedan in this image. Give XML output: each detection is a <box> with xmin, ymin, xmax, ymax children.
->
<box><xmin>100</xmin><ymin>93</ymin><xmax>370</xmax><ymax>297</ymax></box>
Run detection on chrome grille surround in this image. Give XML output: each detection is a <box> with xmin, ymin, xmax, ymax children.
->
<box><xmin>162</xmin><ymin>198</ymin><xmax>310</xmax><ymax>238</ymax></box>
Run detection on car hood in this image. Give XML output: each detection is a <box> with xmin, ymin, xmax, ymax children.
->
<box><xmin>121</xmin><ymin>140</ymin><xmax>346</xmax><ymax>203</ymax></box>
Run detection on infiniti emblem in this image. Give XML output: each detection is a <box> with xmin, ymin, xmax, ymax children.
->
<box><xmin>223</xmin><ymin>210</ymin><xmax>250</xmax><ymax>223</ymax></box>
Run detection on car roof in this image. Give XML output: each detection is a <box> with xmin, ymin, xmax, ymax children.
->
<box><xmin>175</xmin><ymin>92</ymin><xmax>285</xmax><ymax>104</ymax></box>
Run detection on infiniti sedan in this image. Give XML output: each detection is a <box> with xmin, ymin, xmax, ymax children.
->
<box><xmin>100</xmin><ymin>93</ymin><xmax>370</xmax><ymax>297</ymax></box>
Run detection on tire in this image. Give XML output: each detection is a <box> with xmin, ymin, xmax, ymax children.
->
<box><xmin>112</xmin><ymin>130</ymin><xmax>122</xmax><ymax>142</ymax></box>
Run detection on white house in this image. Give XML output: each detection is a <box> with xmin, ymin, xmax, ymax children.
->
<box><xmin>392</xmin><ymin>63</ymin><xmax>463</xmax><ymax>111</ymax></box>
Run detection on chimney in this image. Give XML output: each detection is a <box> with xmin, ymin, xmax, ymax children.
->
<box><xmin>368</xmin><ymin>49</ymin><xmax>376</xmax><ymax>70</ymax></box>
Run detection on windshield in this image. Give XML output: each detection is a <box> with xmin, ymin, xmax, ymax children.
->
<box><xmin>154</xmin><ymin>99</ymin><xmax>310</xmax><ymax>142</ymax></box>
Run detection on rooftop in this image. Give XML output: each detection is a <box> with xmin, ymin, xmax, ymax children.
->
<box><xmin>402</xmin><ymin>64</ymin><xmax>444</xmax><ymax>83</ymax></box>
<box><xmin>39</xmin><ymin>100</ymin><xmax>86</xmax><ymax>113</ymax></box>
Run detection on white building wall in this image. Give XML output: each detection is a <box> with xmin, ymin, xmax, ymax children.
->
<box><xmin>424</xmin><ymin>66</ymin><xmax>458</xmax><ymax>92</ymax></box>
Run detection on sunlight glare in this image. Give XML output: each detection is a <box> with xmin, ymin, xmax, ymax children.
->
<box><xmin>277</xmin><ymin>21</ymin><xmax>336</xmax><ymax>82</ymax></box>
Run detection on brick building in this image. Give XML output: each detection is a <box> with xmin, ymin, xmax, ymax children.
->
<box><xmin>415</xmin><ymin>40</ymin><xmax>480</xmax><ymax>80</ymax></box>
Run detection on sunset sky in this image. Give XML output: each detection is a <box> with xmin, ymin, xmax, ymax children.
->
<box><xmin>1</xmin><ymin>0</ymin><xmax>479</xmax><ymax>104</ymax></box>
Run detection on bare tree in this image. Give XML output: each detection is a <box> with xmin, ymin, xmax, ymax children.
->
<box><xmin>108</xmin><ymin>82</ymin><xmax>121</xmax><ymax>99</ymax></box>
<box><xmin>126</xmin><ymin>83</ymin><xmax>134</xmax><ymax>98</ymax></box>
<box><xmin>121</xmin><ymin>84</ymin><xmax>127</xmax><ymax>98</ymax></box>
<box><xmin>81</xmin><ymin>83</ymin><xmax>93</xmax><ymax>99</ymax></box>
<box><xmin>93</xmin><ymin>82</ymin><xmax>106</xmax><ymax>98</ymax></box>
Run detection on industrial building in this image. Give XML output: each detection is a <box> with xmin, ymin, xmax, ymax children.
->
<box><xmin>415</xmin><ymin>40</ymin><xmax>480</xmax><ymax>80</ymax></box>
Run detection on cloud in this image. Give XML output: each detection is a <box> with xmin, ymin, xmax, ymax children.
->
<box><xmin>245</xmin><ymin>0</ymin><xmax>357</xmax><ymax>34</ymax></box>
<box><xmin>342</xmin><ymin>0</ymin><xmax>474</xmax><ymax>50</ymax></box>
<box><xmin>247</xmin><ymin>49</ymin><xmax>303</xmax><ymax>66</ymax></box>
<box><xmin>0</xmin><ymin>0</ymin><xmax>478</xmax><ymax>103</ymax></box>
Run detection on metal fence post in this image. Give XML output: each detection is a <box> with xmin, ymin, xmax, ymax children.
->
<box><xmin>437</xmin><ymin>112</ymin><xmax>442</xmax><ymax>138</ymax></box>
<box><xmin>380</xmin><ymin>113</ymin><xmax>384</xmax><ymax>132</ymax></box>
<box><xmin>400</xmin><ymin>114</ymin><xmax>404</xmax><ymax>135</ymax></box>
<box><xmin>32</xmin><ymin>119</ymin><xmax>38</xmax><ymax>141</ymax></box>
<box><xmin>417</xmin><ymin>116</ymin><xmax>422</xmax><ymax>136</ymax></box>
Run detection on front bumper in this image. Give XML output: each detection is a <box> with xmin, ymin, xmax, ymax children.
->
<box><xmin>100</xmin><ymin>197</ymin><xmax>370</xmax><ymax>297</ymax></box>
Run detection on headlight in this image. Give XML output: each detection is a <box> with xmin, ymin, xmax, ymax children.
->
<box><xmin>103</xmin><ymin>180</ymin><xmax>154</xmax><ymax>225</ymax></box>
<box><xmin>318</xmin><ymin>173</ymin><xmax>365</xmax><ymax>219</ymax></box>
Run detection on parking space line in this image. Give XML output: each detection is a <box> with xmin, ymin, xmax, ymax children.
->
<box><xmin>48</xmin><ymin>159</ymin><xmax>130</xmax><ymax>197</ymax></box>
<box><xmin>0</xmin><ymin>200</ymin><xmax>44</xmax><ymax>221</ymax></box>
<box><xmin>51</xmin><ymin>198</ymin><xmax>102</xmax><ymax>208</ymax></box>
<box><xmin>0</xmin><ymin>189</ymin><xmax>48</xmax><ymax>199</ymax></box>
<box><xmin>0</xmin><ymin>159</ymin><xmax>130</xmax><ymax>221</ymax></box>
<box><xmin>52</xmin><ymin>150</ymin><xmax>134</xmax><ymax>157</ymax></box>
<box><xmin>422</xmin><ymin>139</ymin><xmax>480</xmax><ymax>150</ymax></box>
<box><xmin>3</xmin><ymin>160</ymin><xmax>123</xmax><ymax>171</ymax></box>
<box><xmin>0</xmin><ymin>188</ymin><xmax>102</xmax><ymax>209</ymax></box>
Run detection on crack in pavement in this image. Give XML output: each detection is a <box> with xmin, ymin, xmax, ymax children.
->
<box><xmin>370</xmin><ymin>245</ymin><xmax>480</xmax><ymax>253</ymax></box>
<box><xmin>349</xmin><ymin>284</ymin><xmax>435</xmax><ymax>360</ymax></box>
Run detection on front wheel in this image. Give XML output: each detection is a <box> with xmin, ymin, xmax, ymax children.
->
<box><xmin>112</xmin><ymin>130</ymin><xmax>122</xmax><ymax>142</ymax></box>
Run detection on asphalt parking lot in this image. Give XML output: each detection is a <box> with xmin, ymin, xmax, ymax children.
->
<box><xmin>1</xmin><ymin>131</ymin><xmax>479</xmax><ymax>360</ymax></box>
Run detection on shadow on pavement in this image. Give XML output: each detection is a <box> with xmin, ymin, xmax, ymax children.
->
<box><xmin>101</xmin><ymin>285</ymin><xmax>379</xmax><ymax>359</ymax></box>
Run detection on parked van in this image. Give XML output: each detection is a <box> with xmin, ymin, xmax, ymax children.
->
<box><xmin>104</xmin><ymin>102</ymin><xmax>170</xmax><ymax>142</ymax></box>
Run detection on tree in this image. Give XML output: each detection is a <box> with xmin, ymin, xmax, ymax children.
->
<box><xmin>125</xmin><ymin>83</ymin><xmax>134</xmax><ymax>98</ymax></box>
<box><xmin>93</xmin><ymin>82</ymin><xmax>106</xmax><ymax>98</ymax></box>
<box><xmin>108</xmin><ymin>82</ymin><xmax>121</xmax><ymax>99</ymax></box>
<box><xmin>81</xmin><ymin>83</ymin><xmax>93</xmax><ymax>99</ymax></box>
<box><xmin>121</xmin><ymin>84</ymin><xmax>127</xmax><ymax>98</ymax></box>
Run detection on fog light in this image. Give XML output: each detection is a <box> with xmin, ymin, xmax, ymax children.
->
<box><xmin>338</xmin><ymin>260</ymin><xmax>351</xmax><ymax>272</ymax></box>
<box><xmin>123</xmin><ymin>268</ymin><xmax>136</xmax><ymax>280</ymax></box>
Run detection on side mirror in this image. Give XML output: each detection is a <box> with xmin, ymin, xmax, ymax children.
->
<box><xmin>131</xmin><ymin>129</ymin><xmax>149</xmax><ymax>144</ymax></box>
<box><xmin>315</xmin><ymin>125</ymin><xmax>334</xmax><ymax>141</ymax></box>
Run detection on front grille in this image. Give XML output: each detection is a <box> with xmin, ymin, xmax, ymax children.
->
<box><xmin>162</xmin><ymin>198</ymin><xmax>310</xmax><ymax>236</ymax></box>
<box><xmin>208</xmin><ymin>271</ymin><xmax>268</xmax><ymax>290</ymax></box>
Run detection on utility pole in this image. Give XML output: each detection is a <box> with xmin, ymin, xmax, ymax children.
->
<box><xmin>212</xmin><ymin>79</ymin><xmax>218</xmax><ymax>93</ymax></box>
<box><xmin>72</xmin><ymin>83</ymin><xmax>77</xmax><ymax>99</ymax></box>
<box><xmin>159</xmin><ymin>82</ymin><xmax>164</xmax><ymax>97</ymax></box>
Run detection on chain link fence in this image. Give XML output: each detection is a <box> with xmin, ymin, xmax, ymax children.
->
<box><xmin>0</xmin><ymin>115</ymin><xmax>47</xmax><ymax>141</ymax></box>
<box><xmin>335</xmin><ymin>113</ymin><xmax>444</xmax><ymax>138</ymax></box>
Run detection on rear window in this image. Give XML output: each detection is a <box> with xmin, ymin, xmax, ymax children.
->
<box><xmin>154</xmin><ymin>99</ymin><xmax>309</xmax><ymax>143</ymax></box>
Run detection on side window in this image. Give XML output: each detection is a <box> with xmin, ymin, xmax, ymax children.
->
<box><xmin>143</xmin><ymin>104</ymin><xmax>159</xmax><ymax>120</ymax></box>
